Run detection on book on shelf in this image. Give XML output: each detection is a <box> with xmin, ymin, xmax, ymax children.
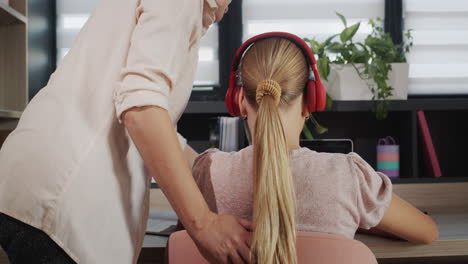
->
<box><xmin>417</xmin><ymin>110</ymin><xmax>442</xmax><ymax>177</ymax></box>
<box><xmin>216</xmin><ymin>117</ymin><xmax>243</xmax><ymax>152</ymax></box>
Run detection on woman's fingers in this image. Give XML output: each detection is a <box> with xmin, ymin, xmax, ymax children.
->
<box><xmin>237</xmin><ymin>241</ymin><xmax>251</xmax><ymax>263</ymax></box>
<box><xmin>236</xmin><ymin>217</ymin><xmax>253</xmax><ymax>262</ymax></box>
<box><xmin>189</xmin><ymin>213</ymin><xmax>252</xmax><ymax>264</ymax></box>
<box><xmin>229</xmin><ymin>218</ymin><xmax>251</xmax><ymax>263</ymax></box>
<box><xmin>229</xmin><ymin>251</ymin><xmax>245</xmax><ymax>264</ymax></box>
<box><xmin>245</xmin><ymin>234</ymin><xmax>252</xmax><ymax>248</ymax></box>
<box><xmin>237</xmin><ymin>218</ymin><xmax>253</xmax><ymax>231</ymax></box>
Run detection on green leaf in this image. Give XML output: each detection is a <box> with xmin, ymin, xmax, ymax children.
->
<box><xmin>306</xmin><ymin>39</ymin><xmax>321</xmax><ymax>54</ymax></box>
<box><xmin>352</xmin><ymin>50</ymin><xmax>368</xmax><ymax>63</ymax></box>
<box><xmin>325</xmin><ymin>93</ymin><xmax>333</xmax><ymax>110</ymax></box>
<box><xmin>336</xmin><ymin>12</ymin><xmax>347</xmax><ymax>27</ymax></box>
<box><xmin>317</xmin><ymin>57</ymin><xmax>330</xmax><ymax>81</ymax></box>
<box><xmin>374</xmin><ymin>101</ymin><xmax>389</xmax><ymax>120</ymax></box>
<box><xmin>324</xmin><ymin>34</ymin><xmax>339</xmax><ymax>46</ymax></box>
<box><xmin>326</xmin><ymin>42</ymin><xmax>344</xmax><ymax>53</ymax></box>
<box><xmin>365</xmin><ymin>36</ymin><xmax>393</xmax><ymax>56</ymax></box>
<box><xmin>310</xmin><ymin>114</ymin><xmax>328</xmax><ymax>135</ymax></box>
<box><xmin>340</xmin><ymin>23</ymin><xmax>360</xmax><ymax>43</ymax></box>
<box><xmin>302</xmin><ymin>122</ymin><xmax>314</xmax><ymax>140</ymax></box>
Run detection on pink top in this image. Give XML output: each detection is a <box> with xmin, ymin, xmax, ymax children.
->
<box><xmin>193</xmin><ymin>147</ymin><xmax>393</xmax><ymax>239</ymax></box>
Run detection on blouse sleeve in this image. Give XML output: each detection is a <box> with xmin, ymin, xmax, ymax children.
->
<box><xmin>192</xmin><ymin>149</ymin><xmax>219</xmax><ymax>213</ymax></box>
<box><xmin>349</xmin><ymin>153</ymin><xmax>393</xmax><ymax>229</ymax></box>
<box><xmin>113</xmin><ymin>0</ymin><xmax>200</xmax><ymax>123</ymax></box>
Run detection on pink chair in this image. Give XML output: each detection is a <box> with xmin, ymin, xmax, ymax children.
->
<box><xmin>167</xmin><ymin>230</ymin><xmax>377</xmax><ymax>264</ymax></box>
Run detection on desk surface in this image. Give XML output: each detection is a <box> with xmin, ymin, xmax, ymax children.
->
<box><xmin>143</xmin><ymin>183</ymin><xmax>468</xmax><ymax>260</ymax></box>
<box><xmin>142</xmin><ymin>211</ymin><xmax>468</xmax><ymax>259</ymax></box>
<box><xmin>2</xmin><ymin>183</ymin><xmax>467</xmax><ymax>263</ymax></box>
<box><xmin>356</xmin><ymin>213</ymin><xmax>468</xmax><ymax>258</ymax></box>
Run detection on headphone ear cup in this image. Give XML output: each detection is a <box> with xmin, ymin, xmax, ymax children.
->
<box><xmin>306</xmin><ymin>81</ymin><xmax>317</xmax><ymax>113</ymax></box>
<box><xmin>315</xmin><ymin>79</ymin><xmax>327</xmax><ymax>112</ymax></box>
<box><xmin>232</xmin><ymin>86</ymin><xmax>241</xmax><ymax>116</ymax></box>
<box><xmin>226</xmin><ymin>72</ymin><xmax>239</xmax><ymax>116</ymax></box>
<box><xmin>311</xmin><ymin>64</ymin><xmax>327</xmax><ymax>112</ymax></box>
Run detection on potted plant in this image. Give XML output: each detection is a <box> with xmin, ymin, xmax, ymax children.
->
<box><xmin>305</xmin><ymin>13</ymin><xmax>413</xmax><ymax>120</ymax></box>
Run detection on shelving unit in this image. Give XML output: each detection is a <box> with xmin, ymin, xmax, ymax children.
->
<box><xmin>0</xmin><ymin>0</ymin><xmax>28</xmax><ymax>115</ymax></box>
<box><xmin>183</xmin><ymin>97</ymin><xmax>468</xmax><ymax>114</ymax></box>
<box><xmin>0</xmin><ymin>1</ymin><xmax>26</xmax><ymax>24</ymax></box>
<box><xmin>179</xmin><ymin>97</ymin><xmax>468</xmax><ymax>183</ymax></box>
<box><xmin>0</xmin><ymin>109</ymin><xmax>21</xmax><ymax>118</ymax></box>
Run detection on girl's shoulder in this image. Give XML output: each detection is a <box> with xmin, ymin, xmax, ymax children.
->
<box><xmin>290</xmin><ymin>147</ymin><xmax>352</xmax><ymax>168</ymax></box>
<box><xmin>294</xmin><ymin>148</ymin><xmax>393</xmax><ymax>229</ymax></box>
<box><xmin>194</xmin><ymin>146</ymin><xmax>254</xmax><ymax>166</ymax></box>
<box><xmin>193</xmin><ymin>148</ymin><xmax>220</xmax><ymax>168</ymax></box>
<box><xmin>292</xmin><ymin>148</ymin><xmax>391</xmax><ymax>183</ymax></box>
<box><xmin>192</xmin><ymin>146</ymin><xmax>254</xmax><ymax>174</ymax></box>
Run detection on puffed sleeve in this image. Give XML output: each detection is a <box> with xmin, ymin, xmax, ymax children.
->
<box><xmin>349</xmin><ymin>153</ymin><xmax>393</xmax><ymax>229</ymax></box>
<box><xmin>192</xmin><ymin>149</ymin><xmax>219</xmax><ymax>213</ymax></box>
<box><xmin>113</xmin><ymin>0</ymin><xmax>200</xmax><ymax>123</ymax></box>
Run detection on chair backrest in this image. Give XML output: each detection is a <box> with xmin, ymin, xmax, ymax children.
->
<box><xmin>167</xmin><ymin>230</ymin><xmax>377</xmax><ymax>264</ymax></box>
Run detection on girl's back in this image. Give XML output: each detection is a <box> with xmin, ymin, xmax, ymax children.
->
<box><xmin>193</xmin><ymin>146</ymin><xmax>392</xmax><ymax>239</ymax></box>
<box><xmin>194</xmin><ymin>34</ymin><xmax>437</xmax><ymax>263</ymax></box>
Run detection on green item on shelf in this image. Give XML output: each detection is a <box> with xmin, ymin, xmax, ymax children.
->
<box><xmin>304</xmin><ymin>12</ymin><xmax>413</xmax><ymax>120</ymax></box>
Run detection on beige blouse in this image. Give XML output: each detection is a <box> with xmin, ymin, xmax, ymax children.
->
<box><xmin>0</xmin><ymin>0</ymin><xmax>220</xmax><ymax>263</ymax></box>
<box><xmin>193</xmin><ymin>147</ymin><xmax>393</xmax><ymax>239</ymax></box>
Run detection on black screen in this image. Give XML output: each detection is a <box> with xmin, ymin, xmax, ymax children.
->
<box><xmin>300</xmin><ymin>139</ymin><xmax>353</xmax><ymax>154</ymax></box>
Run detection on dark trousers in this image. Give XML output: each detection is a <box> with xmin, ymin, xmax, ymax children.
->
<box><xmin>0</xmin><ymin>213</ymin><xmax>75</xmax><ymax>264</ymax></box>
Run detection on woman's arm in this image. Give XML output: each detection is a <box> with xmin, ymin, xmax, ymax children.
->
<box><xmin>124</xmin><ymin>106</ymin><xmax>251</xmax><ymax>264</ymax></box>
<box><xmin>372</xmin><ymin>193</ymin><xmax>439</xmax><ymax>244</ymax></box>
<box><xmin>183</xmin><ymin>144</ymin><xmax>199</xmax><ymax>169</ymax></box>
<box><xmin>176</xmin><ymin>141</ymin><xmax>201</xmax><ymax>231</ymax></box>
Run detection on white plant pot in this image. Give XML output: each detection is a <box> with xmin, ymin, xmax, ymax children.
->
<box><xmin>324</xmin><ymin>63</ymin><xmax>409</xmax><ymax>101</ymax></box>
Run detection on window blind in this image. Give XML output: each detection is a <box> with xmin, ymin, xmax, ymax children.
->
<box><xmin>56</xmin><ymin>0</ymin><xmax>219</xmax><ymax>88</ymax></box>
<box><xmin>404</xmin><ymin>0</ymin><xmax>468</xmax><ymax>95</ymax></box>
<box><xmin>243</xmin><ymin>0</ymin><xmax>385</xmax><ymax>43</ymax></box>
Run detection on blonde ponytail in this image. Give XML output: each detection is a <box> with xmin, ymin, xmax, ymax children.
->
<box><xmin>240</xmin><ymin>37</ymin><xmax>308</xmax><ymax>264</ymax></box>
<box><xmin>251</xmin><ymin>80</ymin><xmax>297</xmax><ymax>264</ymax></box>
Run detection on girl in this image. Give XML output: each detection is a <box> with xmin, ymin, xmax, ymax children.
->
<box><xmin>192</xmin><ymin>36</ymin><xmax>439</xmax><ymax>263</ymax></box>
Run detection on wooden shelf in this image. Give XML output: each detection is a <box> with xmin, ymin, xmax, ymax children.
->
<box><xmin>0</xmin><ymin>109</ymin><xmax>21</xmax><ymax>118</ymax></box>
<box><xmin>0</xmin><ymin>2</ymin><xmax>27</xmax><ymax>25</ymax></box>
<box><xmin>0</xmin><ymin>248</ymin><xmax>7</xmax><ymax>264</ymax></box>
<box><xmin>329</xmin><ymin>97</ymin><xmax>468</xmax><ymax>112</ymax></box>
<box><xmin>0</xmin><ymin>0</ymin><xmax>28</xmax><ymax>114</ymax></box>
<box><xmin>391</xmin><ymin>177</ymin><xmax>468</xmax><ymax>184</ymax></box>
<box><xmin>184</xmin><ymin>97</ymin><xmax>468</xmax><ymax>115</ymax></box>
<box><xmin>184</xmin><ymin>101</ymin><xmax>228</xmax><ymax>114</ymax></box>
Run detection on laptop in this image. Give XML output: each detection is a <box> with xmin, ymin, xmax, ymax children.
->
<box><xmin>300</xmin><ymin>139</ymin><xmax>354</xmax><ymax>154</ymax></box>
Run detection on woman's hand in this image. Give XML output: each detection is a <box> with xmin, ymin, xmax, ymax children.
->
<box><xmin>190</xmin><ymin>212</ymin><xmax>252</xmax><ymax>264</ymax></box>
<box><xmin>124</xmin><ymin>106</ymin><xmax>252</xmax><ymax>263</ymax></box>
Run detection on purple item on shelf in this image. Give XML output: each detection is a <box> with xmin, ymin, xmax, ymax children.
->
<box><xmin>377</xmin><ymin>136</ymin><xmax>400</xmax><ymax>178</ymax></box>
<box><xmin>379</xmin><ymin>169</ymin><xmax>399</xmax><ymax>178</ymax></box>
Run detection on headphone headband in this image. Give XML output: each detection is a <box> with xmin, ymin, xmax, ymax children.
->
<box><xmin>226</xmin><ymin>32</ymin><xmax>326</xmax><ymax>116</ymax></box>
<box><xmin>231</xmin><ymin>32</ymin><xmax>318</xmax><ymax>73</ymax></box>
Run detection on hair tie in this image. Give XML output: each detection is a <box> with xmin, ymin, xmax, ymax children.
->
<box><xmin>256</xmin><ymin>80</ymin><xmax>281</xmax><ymax>106</ymax></box>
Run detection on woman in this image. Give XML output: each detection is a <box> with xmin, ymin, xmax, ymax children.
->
<box><xmin>191</xmin><ymin>36</ymin><xmax>439</xmax><ymax>263</ymax></box>
<box><xmin>0</xmin><ymin>0</ymin><xmax>251</xmax><ymax>263</ymax></box>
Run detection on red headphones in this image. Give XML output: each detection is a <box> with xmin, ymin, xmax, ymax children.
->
<box><xmin>225</xmin><ymin>32</ymin><xmax>327</xmax><ymax>116</ymax></box>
